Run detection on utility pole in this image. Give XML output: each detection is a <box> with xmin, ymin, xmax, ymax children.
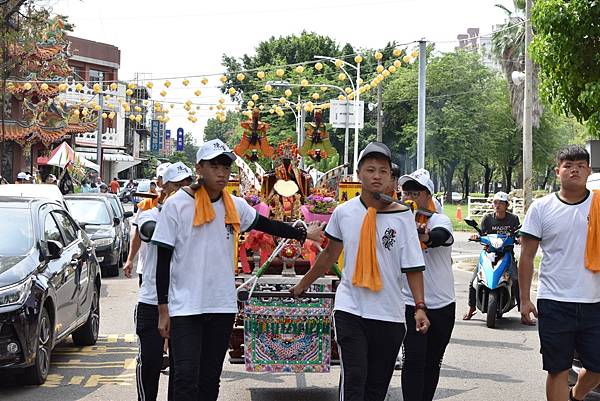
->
<box><xmin>376</xmin><ymin>58</ymin><xmax>383</xmax><ymax>142</ymax></box>
<box><xmin>96</xmin><ymin>73</ymin><xmax>104</xmax><ymax>179</ymax></box>
<box><xmin>523</xmin><ymin>0</ymin><xmax>533</xmax><ymax>212</ymax></box>
<box><xmin>416</xmin><ymin>39</ymin><xmax>427</xmax><ymax>169</ymax></box>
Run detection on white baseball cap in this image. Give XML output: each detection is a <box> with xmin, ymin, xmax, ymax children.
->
<box><xmin>17</xmin><ymin>172</ymin><xmax>31</xmax><ymax>181</ymax></box>
<box><xmin>398</xmin><ymin>168</ymin><xmax>435</xmax><ymax>194</ymax></box>
<box><xmin>357</xmin><ymin>142</ymin><xmax>392</xmax><ymax>166</ymax></box>
<box><xmin>163</xmin><ymin>162</ymin><xmax>193</xmax><ymax>184</ymax></box>
<box><xmin>493</xmin><ymin>191</ymin><xmax>510</xmax><ymax>203</ymax></box>
<box><xmin>156</xmin><ymin>162</ymin><xmax>172</xmax><ymax>178</ymax></box>
<box><xmin>196</xmin><ymin>139</ymin><xmax>236</xmax><ymax>163</ymax></box>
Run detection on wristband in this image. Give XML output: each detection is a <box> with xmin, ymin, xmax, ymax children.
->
<box><xmin>415</xmin><ymin>301</ymin><xmax>427</xmax><ymax>312</ymax></box>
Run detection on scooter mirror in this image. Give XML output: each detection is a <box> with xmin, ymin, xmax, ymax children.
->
<box><xmin>464</xmin><ymin>218</ymin><xmax>478</xmax><ymax>228</ymax></box>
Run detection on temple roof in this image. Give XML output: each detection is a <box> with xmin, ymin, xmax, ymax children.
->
<box><xmin>0</xmin><ymin>120</ymin><xmax>97</xmax><ymax>146</ymax></box>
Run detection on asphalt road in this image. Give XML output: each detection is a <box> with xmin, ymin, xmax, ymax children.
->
<box><xmin>0</xmin><ymin>236</ymin><xmax>556</xmax><ymax>401</ymax></box>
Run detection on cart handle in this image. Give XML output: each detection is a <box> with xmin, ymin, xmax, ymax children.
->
<box><xmin>237</xmin><ymin>290</ymin><xmax>336</xmax><ymax>302</ymax></box>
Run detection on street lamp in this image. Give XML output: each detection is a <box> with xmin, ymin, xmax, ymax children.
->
<box><xmin>314</xmin><ymin>56</ymin><xmax>362</xmax><ymax>179</ymax></box>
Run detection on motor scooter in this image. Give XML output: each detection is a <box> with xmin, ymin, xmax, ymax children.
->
<box><xmin>465</xmin><ymin>218</ymin><xmax>520</xmax><ymax>328</ymax></box>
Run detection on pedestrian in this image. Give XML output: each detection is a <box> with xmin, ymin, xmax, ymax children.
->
<box><xmin>399</xmin><ymin>168</ymin><xmax>456</xmax><ymax>401</ymax></box>
<box><xmin>152</xmin><ymin>139</ymin><xmax>324</xmax><ymax>401</ymax></box>
<box><xmin>520</xmin><ymin>145</ymin><xmax>600</xmax><ymax>401</ymax></box>
<box><xmin>291</xmin><ymin>142</ymin><xmax>429</xmax><ymax>401</ymax></box>
<box><xmin>463</xmin><ymin>191</ymin><xmax>520</xmax><ymax>320</ymax></box>
<box><xmin>110</xmin><ymin>177</ymin><xmax>120</xmax><ymax>194</ymax></box>
<box><xmin>132</xmin><ymin>162</ymin><xmax>194</xmax><ymax>401</ymax></box>
<box><xmin>45</xmin><ymin>174</ymin><xmax>57</xmax><ymax>184</ymax></box>
<box><xmin>99</xmin><ymin>183</ymin><xmax>109</xmax><ymax>193</ymax></box>
<box><xmin>16</xmin><ymin>172</ymin><xmax>31</xmax><ymax>184</ymax></box>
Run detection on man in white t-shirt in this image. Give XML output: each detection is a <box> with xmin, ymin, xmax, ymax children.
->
<box><xmin>124</xmin><ymin>162</ymin><xmax>171</xmax><ymax>284</ymax></box>
<box><xmin>398</xmin><ymin>168</ymin><xmax>455</xmax><ymax>401</ymax></box>
<box><xmin>291</xmin><ymin>142</ymin><xmax>429</xmax><ymax>401</ymax></box>
<box><xmin>134</xmin><ymin>162</ymin><xmax>193</xmax><ymax>401</ymax></box>
<box><xmin>520</xmin><ymin>145</ymin><xmax>600</xmax><ymax>401</ymax></box>
<box><xmin>152</xmin><ymin>139</ymin><xmax>324</xmax><ymax>401</ymax></box>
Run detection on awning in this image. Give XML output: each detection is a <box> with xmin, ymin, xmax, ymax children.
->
<box><xmin>37</xmin><ymin>142</ymin><xmax>100</xmax><ymax>172</ymax></box>
<box><xmin>78</xmin><ymin>151</ymin><xmax>142</xmax><ymax>173</ymax></box>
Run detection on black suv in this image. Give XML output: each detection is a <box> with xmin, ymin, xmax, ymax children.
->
<box><xmin>0</xmin><ymin>198</ymin><xmax>101</xmax><ymax>384</ymax></box>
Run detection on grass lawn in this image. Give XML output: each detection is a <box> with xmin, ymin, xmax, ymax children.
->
<box><xmin>443</xmin><ymin>203</ymin><xmax>472</xmax><ymax>232</ymax></box>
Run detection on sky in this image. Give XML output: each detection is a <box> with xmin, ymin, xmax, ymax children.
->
<box><xmin>50</xmin><ymin>0</ymin><xmax>514</xmax><ymax>144</ymax></box>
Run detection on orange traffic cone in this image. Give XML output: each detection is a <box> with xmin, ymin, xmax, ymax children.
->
<box><xmin>456</xmin><ymin>205</ymin><xmax>462</xmax><ymax>221</ymax></box>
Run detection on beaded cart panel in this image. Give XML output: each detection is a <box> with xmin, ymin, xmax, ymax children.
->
<box><xmin>243</xmin><ymin>283</ymin><xmax>333</xmax><ymax>373</ymax></box>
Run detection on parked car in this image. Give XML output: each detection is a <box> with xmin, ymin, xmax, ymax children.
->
<box><xmin>0</xmin><ymin>184</ymin><xmax>68</xmax><ymax>210</ymax></box>
<box><xmin>451</xmin><ymin>192</ymin><xmax>463</xmax><ymax>202</ymax></box>
<box><xmin>0</xmin><ymin>197</ymin><xmax>101</xmax><ymax>384</ymax></box>
<box><xmin>64</xmin><ymin>195</ymin><xmax>124</xmax><ymax>278</ymax></box>
<box><xmin>69</xmin><ymin>193</ymin><xmax>133</xmax><ymax>264</ymax></box>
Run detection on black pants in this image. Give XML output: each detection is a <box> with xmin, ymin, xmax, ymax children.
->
<box><xmin>401</xmin><ymin>302</ymin><xmax>455</xmax><ymax>401</ymax></box>
<box><xmin>333</xmin><ymin>310</ymin><xmax>406</xmax><ymax>401</ymax></box>
<box><xmin>135</xmin><ymin>302</ymin><xmax>171</xmax><ymax>401</ymax></box>
<box><xmin>169</xmin><ymin>313</ymin><xmax>236</xmax><ymax>401</ymax></box>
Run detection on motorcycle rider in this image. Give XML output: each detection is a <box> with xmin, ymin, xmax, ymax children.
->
<box><xmin>463</xmin><ymin>191</ymin><xmax>520</xmax><ymax>320</ymax></box>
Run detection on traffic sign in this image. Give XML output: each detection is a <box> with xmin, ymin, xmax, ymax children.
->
<box><xmin>329</xmin><ymin>100</ymin><xmax>364</xmax><ymax>129</ymax></box>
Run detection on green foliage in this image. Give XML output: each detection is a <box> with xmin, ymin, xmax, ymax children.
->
<box><xmin>531</xmin><ymin>0</ymin><xmax>600</xmax><ymax>136</ymax></box>
<box><xmin>168</xmin><ymin>132</ymin><xmax>199</xmax><ymax>167</ymax></box>
<box><xmin>203</xmin><ymin>111</ymin><xmax>243</xmax><ymax>148</ymax></box>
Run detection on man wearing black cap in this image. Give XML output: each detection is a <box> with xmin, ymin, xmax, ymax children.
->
<box><xmin>292</xmin><ymin>142</ymin><xmax>429</xmax><ymax>401</ymax></box>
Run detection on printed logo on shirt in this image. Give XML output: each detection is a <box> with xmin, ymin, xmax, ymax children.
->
<box><xmin>382</xmin><ymin>227</ymin><xmax>397</xmax><ymax>250</ymax></box>
<box><xmin>225</xmin><ymin>223</ymin><xmax>234</xmax><ymax>239</ymax></box>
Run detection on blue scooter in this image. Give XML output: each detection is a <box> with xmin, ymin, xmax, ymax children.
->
<box><xmin>464</xmin><ymin>219</ymin><xmax>520</xmax><ymax>328</ymax></box>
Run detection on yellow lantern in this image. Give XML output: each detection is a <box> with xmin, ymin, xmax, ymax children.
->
<box><xmin>94</xmin><ymin>104</ymin><xmax>102</xmax><ymax>111</ymax></box>
<box><xmin>345</xmin><ymin>87</ymin><xmax>352</xmax><ymax>94</ymax></box>
<box><xmin>109</xmin><ymin>112</ymin><xmax>116</xmax><ymax>119</ymax></box>
<box><xmin>411</xmin><ymin>50</ymin><xmax>418</xmax><ymax>58</ymax></box>
<box><xmin>300</xmin><ymin>79</ymin><xmax>309</xmax><ymax>87</ymax></box>
<box><xmin>58</xmin><ymin>83</ymin><xmax>68</xmax><ymax>92</ymax></box>
<box><xmin>354</xmin><ymin>55</ymin><xmax>363</xmax><ymax>64</ymax></box>
<box><xmin>135</xmin><ymin>114</ymin><xmax>143</xmax><ymax>122</ymax></box>
<box><xmin>129</xmin><ymin>114</ymin><xmax>135</xmax><ymax>121</ymax></box>
<box><xmin>101</xmin><ymin>112</ymin><xmax>108</xmax><ymax>119</ymax></box>
<box><xmin>220</xmin><ymin>75</ymin><xmax>227</xmax><ymax>83</ymax></box>
<box><xmin>40</xmin><ymin>83</ymin><xmax>49</xmax><ymax>91</ymax></box>
<box><xmin>364</xmin><ymin>83</ymin><xmax>372</xmax><ymax>91</ymax></box>
<box><xmin>73</xmin><ymin>109</ymin><xmax>80</xmax><ymax>116</ymax></box>
<box><xmin>320</xmin><ymin>85</ymin><xmax>328</xmax><ymax>92</ymax></box>
<box><xmin>247</xmin><ymin>100</ymin><xmax>255</xmax><ymax>108</ymax></box>
<box><xmin>403</xmin><ymin>55</ymin><xmax>412</xmax><ymax>63</ymax></box>
<box><xmin>335</xmin><ymin>59</ymin><xmax>344</xmax><ymax>68</ymax></box>
<box><xmin>75</xmin><ymin>83</ymin><xmax>83</xmax><ymax>92</ymax></box>
<box><xmin>257</xmin><ymin>71</ymin><xmax>266</xmax><ymax>79</ymax></box>
<box><xmin>284</xmin><ymin>89</ymin><xmax>292</xmax><ymax>97</ymax></box>
<box><xmin>376</xmin><ymin>65</ymin><xmax>384</xmax><ymax>74</ymax></box>
<box><xmin>128</xmin><ymin>82</ymin><xmax>136</xmax><ymax>90</ymax></box>
<box><xmin>382</xmin><ymin>70</ymin><xmax>391</xmax><ymax>77</ymax></box>
<box><xmin>218</xmin><ymin>98</ymin><xmax>225</xmax><ymax>104</ymax></box>
<box><xmin>295</xmin><ymin>65</ymin><xmax>305</xmax><ymax>74</ymax></box>
<box><xmin>259</xmin><ymin>105</ymin><xmax>264</xmax><ymax>110</ymax></box>
<box><xmin>195</xmin><ymin>89</ymin><xmax>202</xmax><ymax>96</ymax></box>
<box><xmin>338</xmin><ymin>73</ymin><xmax>346</xmax><ymax>81</ymax></box>
<box><xmin>82</xmin><ymin>107</ymin><xmax>89</xmax><ymax>116</ymax></box>
<box><xmin>374</xmin><ymin>51</ymin><xmax>383</xmax><ymax>61</ymax></box>
<box><xmin>126</xmin><ymin>88</ymin><xmax>134</xmax><ymax>96</ymax></box>
<box><xmin>315</xmin><ymin>62</ymin><xmax>323</xmax><ymax>71</ymax></box>
<box><xmin>164</xmin><ymin>80</ymin><xmax>171</xmax><ymax>88</ymax></box>
<box><xmin>394</xmin><ymin>60</ymin><xmax>402</xmax><ymax>68</ymax></box>
<box><xmin>130</xmin><ymin>99</ymin><xmax>137</xmax><ymax>104</ymax></box>
<box><xmin>279</xmin><ymin>97</ymin><xmax>286</xmax><ymax>104</ymax></box>
<box><xmin>348</xmin><ymin>93</ymin><xmax>355</xmax><ymax>100</ymax></box>
<box><xmin>201</xmin><ymin>77</ymin><xmax>209</xmax><ymax>85</ymax></box>
<box><xmin>312</xmin><ymin>92</ymin><xmax>320</xmax><ymax>100</ymax></box>
<box><xmin>93</xmin><ymin>83</ymin><xmax>101</xmax><ymax>93</ymax></box>
<box><xmin>182</xmin><ymin>79</ymin><xmax>189</xmax><ymax>86</ymax></box>
<box><xmin>146</xmin><ymin>82</ymin><xmax>153</xmax><ymax>89</ymax></box>
<box><xmin>160</xmin><ymin>90</ymin><xmax>167</xmax><ymax>97</ymax></box>
<box><xmin>135</xmin><ymin>106</ymin><xmax>142</xmax><ymax>112</ymax></box>
<box><xmin>371</xmin><ymin>79</ymin><xmax>378</xmax><ymax>87</ymax></box>
<box><xmin>276</xmin><ymin>68</ymin><xmax>285</xmax><ymax>77</ymax></box>
<box><xmin>393</xmin><ymin>48</ymin><xmax>402</xmax><ymax>57</ymax></box>
<box><xmin>264</xmin><ymin>84</ymin><xmax>272</xmax><ymax>92</ymax></box>
<box><xmin>377</xmin><ymin>74</ymin><xmax>384</xmax><ymax>81</ymax></box>
<box><xmin>236</xmin><ymin>73</ymin><xmax>245</xmax><ymax>81</ymax></box>
<box><xmin>228</xmin><ymin>88</ymin><xmax>236</xmax><ymax>96</ymax></box>
<box><xmin>185</xmin><ymin>99</ymin><xmax>192</xmax><ymax>107</ymax></box>
<box><xmin>269</xmin><ymin>108</ymin><xmax>275</xmax><ymax>114</ymax></box>
<box><xmin>338</xmin><ymin>95</ymin><xmax>346</xmax><ymax>101</ymax></box>
<box><xmin>388</xmin><ymin>65</ymin><xmax>397</xmax><ymax>73</ymax></box>
<box><xmin>251</xmin><ymin>94</ymin><xmax>259</xmax><ymax>101</ymax></box>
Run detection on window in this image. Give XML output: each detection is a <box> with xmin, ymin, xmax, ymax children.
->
<box><xmin>0</xmin><ymin>208</ymin><xmax>33</xmax><ymax>256</ymax></box>
<box><xmin>44</xmin><ymin>214</ymin><xmax>63</xmax><ymax>245</ymax></box>
<box><xmin>53</xmin><ymin>212</ymin><xmax>78</xmax><ymax>245</ymax></box>
<box><xmin>89</xmin><ymin>69</ymin><xmax>104</xmax><ymax>83</ymax></box>
<box><xmin>65</xmin><ymin>199</ymin><xmax>112</xmax><ymax>225</ymax></box>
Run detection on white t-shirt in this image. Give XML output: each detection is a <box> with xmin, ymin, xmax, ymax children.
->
<box><xmin>137</xmin><ymin>208</ymin><xmax>160</xmax><ymax>306</ymax></box>
<box><xmin>521</xmin><ymin>191</ymin><xmax>600</xmax><ymax>303</ymax></box>
<box><xmin>325</xmin><ymin>197</ymin><xmax>425</xmax><ymax>323</ymax></box>
<box><xmin>152</xmin><ymin>190</ymin><xmax>258</xmax><ymax>317</ymax></box>
<box><xmin>402</xmin><ymin>213</ymin><xmax>455</xmax><ymax>309</ymax></box>
<box><xmin>132</xmin><ymin>211</ymin><xmax>147</xmax><ymax>275</ymax></box>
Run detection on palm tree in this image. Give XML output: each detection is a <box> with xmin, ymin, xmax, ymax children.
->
<box><xmin>492</xmin><ymin>0</ymin><xmax>542</xmax><ymax>128</ymax></box>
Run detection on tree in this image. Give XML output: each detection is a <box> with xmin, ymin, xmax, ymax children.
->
<box><xmin>203</xmin><ymin>111</ymin><xmax>243</xmax><ymax>148</ymax></box>
<box><xmin>531</xmin><ymin>0</ymin><xmax>600</xmax><ymax>136</ymax></box>
<box><xmin>492</xmin><ymin>0</ymin><xmax>543</xmax><ymax>128</ymax></box>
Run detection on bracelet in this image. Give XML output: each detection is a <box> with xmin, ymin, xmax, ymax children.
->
<box><xmin>414</xmin><ymin>301</ymin><xmax>427</xmax><ymax>311</ymax></box>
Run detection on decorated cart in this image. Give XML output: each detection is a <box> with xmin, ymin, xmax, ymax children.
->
<box><xmin>227</xmin><ymin>109</ymin><xmax>352</xmax><ymax>372</ymax></box>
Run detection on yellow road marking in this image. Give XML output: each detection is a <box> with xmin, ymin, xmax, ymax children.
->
<box><xmin>106</xmin><ymin>334</ymin><xmax>119</xmax><ymax>343</ymax></box>
<box><xmin>123</xmin><ymin>334</ymin><xmax>137</xmax><ymax>343</ymax></box>
<box><xmin>68</xmin><ymin>376</ymin><xmax>84</xmax><ymax>385</ymax></box>
<box><xmin>84</xmin><ymin>373</ymin><xmax>136</xmax><ymax>387</ymax></box>
<box><xmin>41</xmin><ymin>374</ymin><xmax>64</xmax><ymax>388</ymax></box>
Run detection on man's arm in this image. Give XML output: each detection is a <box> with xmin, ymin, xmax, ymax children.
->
<box><xmin>519</xmin><ymin>235</ymin><xmax>540</xmax><ymax>325</ymax></box>
<box><xmin>290</xmin><ymin>239</ymin><xmax>343</xmax><ymax>297</ymax></box>
<box><xmin>123</xmin><ymin>228</ymin><xmax>141</xmax><ymax>278</ymax></box>
<box><xmin>252</xmin><ymin>215</ymin><xmax>324</xmax><ymax>242</ymax></box>
<box><xmin>156</xmin><ymin>245</ymin><xmax>174</xmax><ymax>338</ymax></box>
